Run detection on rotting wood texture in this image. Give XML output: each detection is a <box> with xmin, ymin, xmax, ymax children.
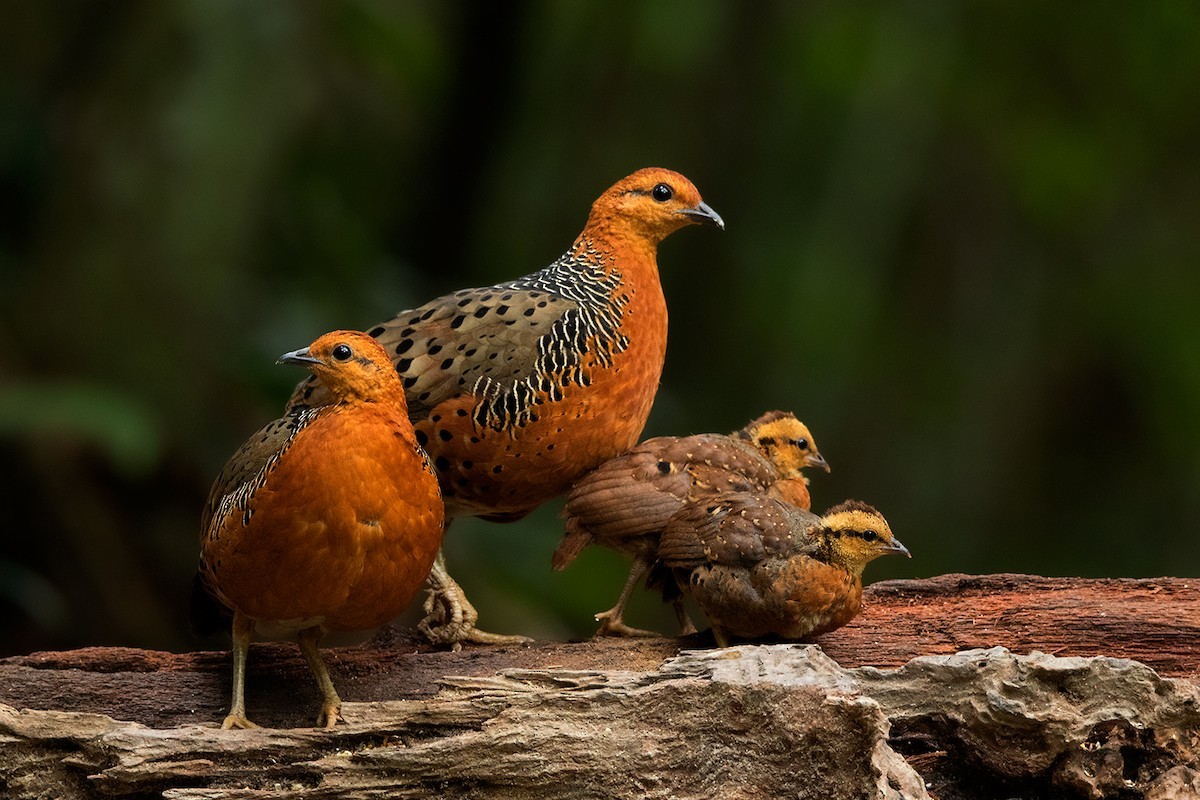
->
<box><xmin>0</xmin><ymin>574</ymin><xmax>1197</xmax><ymax>799</ymax></box>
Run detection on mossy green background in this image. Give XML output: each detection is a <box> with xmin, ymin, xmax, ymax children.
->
<box><xmin>2</xmin><ymin>2</ymin><xmax>1198</xmax><ymax>654</ymax></box>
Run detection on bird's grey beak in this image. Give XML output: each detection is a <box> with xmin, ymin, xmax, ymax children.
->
<box><xmin>678</xmin><ymin>201</ymin><xmax>725</xmax><ymax>229</ymax></box>
<box><xmin>805</xmin><ymin>452</ymin><xmax>831</xmax><ymax>473</ymax></box>
<box><xmin>277</xmin><ymin>347</ymin><xmax>322</xmax><ymax>367</ymax></box>
<box><xmin>884</xmin><ymin>538</ymin><xmax>912</xmax><ymax>558</ymax></box>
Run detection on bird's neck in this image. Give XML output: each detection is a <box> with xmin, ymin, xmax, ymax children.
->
<box><xmin>574</xmin><ymin>217</ymin><xmax>662</xmax><ymax>273</ymax></box>
<box><xmin>816</xmin><ymin>535</ymin><xmax>866</xmax><ymax>577</ymax></box>
<box><xmin>329</xmin><ymin>382</ymin><xmax>410</xmax><ymax>414</ymax></box>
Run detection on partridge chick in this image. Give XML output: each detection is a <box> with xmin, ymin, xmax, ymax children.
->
<box><xmin>289</xmin><ymin>168</ymin><xmax>723</xmax><ymax>646</ymax></box>
<box><xmin>658</xmin><ymin>497</ymin><xmax>908</xmax><ymax>646</ymax></box>
<box><xmin>554</xmin><ymin>411</ymin><xmax>828</xmax><ymax>637</ymax></box>
<box><xmin>200</xmin><ymin>331</ymin><xmax>444</xmax><ymax>729</ymax></box>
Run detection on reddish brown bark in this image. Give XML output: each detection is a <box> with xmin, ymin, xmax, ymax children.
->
<box><xmin>821</xmin><ymin>573</ymin><xmax>1200</xmax><ymax>679</ymax></box>
<box><xmin>1</xmin><ymin>574</ymin><xmax>1196</xmax><ymax>730</ymax></box>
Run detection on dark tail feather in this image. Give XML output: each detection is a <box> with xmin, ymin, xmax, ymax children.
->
<box><xmin>188</xmin><ymin>570</ymin><xmax>230</xmax><ymax>638</ymax></box>
<box><xmin>551</xmin><ymin>521</ymin><xmax>592</xmax><ymax>571</ymax></box>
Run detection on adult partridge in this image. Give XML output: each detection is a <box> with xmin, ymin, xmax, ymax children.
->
<box><xmin>658</xmin><ymin>497</ymin><xmax>909</xmax><ymax>646</ymax></box>
<box><xmin>553</xmin><ymin>411</ymin><xmax>829</xmax><ymax>637</ymax></box>
<box><xmin>289</xmin><ymin>168</ymin><xmax>723</xmax><ymax>645</ymax></box>
<box><xmin>200</xmin><ymin>331</ymin><xmax>444</xmax><ymax>729</ymax></box>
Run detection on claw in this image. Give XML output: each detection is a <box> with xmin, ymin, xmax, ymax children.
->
<box><xmin>593</xmin><ymin>610</ymin><xmax>662</xmax><ymax>638</ymax></box>
<box><xmin>315</xmin><ymin>702</ymin><xmax>342</xmax><ymax>730</ymax></box>
<box><xmin>220</xmin><ymin>713</ymin><xmax>259</xmax><ymax>730</ymax></box>
<box><xmin>297</xmin><ymin>625</ymin><xmax>343</xmax><ymax>729</ymax></box>
<box><xmin>674</xmin><ymin>601</ymin><xmax>698</xmax><ymax>637</ymax></box>
<box><xmin>420</xmin><ymin>549</ymin><xmax>531</xmax><ymax>647</ymax></box>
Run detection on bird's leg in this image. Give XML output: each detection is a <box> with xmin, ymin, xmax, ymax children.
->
<box><xmin>420</xmin><ymin>549</ymin><xmax>463</xmax><ymax>638</ymax></box>
<box><xmin>594</xmin><ymin>560</ymin><xmax>661</xmax><ymax>638</ymax></box>
<box><xmin>221</xmin><ymin>611</ymin><xmax>259</xmax><ymax>729</ymax></box>
<box><xmin>711</xmin><ymin>625</ymin><xmax>731</xmax><ymax>648</ymax></box>
<box><xmin>673</xmin><ymin>600</ymin><xmax>698</xmax><ymax>637</ymax></box>
<box><xmin>296</xmin><ymin>626</ymin><xmax>341</xmax><ymax>729</ymax></box>
<box><xmin>419</xmin><ymin>547</ymin><xmax>532</xmax><ymax>648</ymax></box>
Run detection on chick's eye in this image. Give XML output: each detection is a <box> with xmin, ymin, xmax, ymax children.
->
<box><xmin>794</xmin><ymin>438</ymin><xmax>809</xmax><ymax>450</ymax></box>
<box><xmin>861</xmin><ymin>530</ymin><xmax>879</xmax><ymax>542</ymax></box>
<box><xmin>332</xmin><ymin>344</ymin><xmax>353</xmax><ymax>361</ymax></box>
<box><xmin>651</xmin><ymin>183</ymin><xmax>673</xmax><ymax>202</ymax></box>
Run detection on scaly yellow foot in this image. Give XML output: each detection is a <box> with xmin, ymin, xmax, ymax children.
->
<box><xmin>298</xmin><ymin>626</ymin><xmax>344</xmax><ymax>729</ymax></box>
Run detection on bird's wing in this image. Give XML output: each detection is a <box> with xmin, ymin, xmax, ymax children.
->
<box><xmin>555</xmin><ymin>433</ymin><xmax>788</xmax><ymax>570</ymax></box>
<box><xmin>560</xmin><ymin>432</ymin><xmax>769</xmax><ymax>545</ymax></box>
<box><xmin>378</xmin><ymin>284</ymin><xmax>586</xmax><ymax>419</ymax></box>
<box><xmin>288</xmin><ymin>263</ymin><xmax>629</xmax><ymax>428</ymax></box>
<box><xmin>658</xmin><ymin>493</ymin><xmax>821</xmax><ymax>570</ymax></box>
<box><xmin>561</xmin><ymin>445</ymin><xmax>694</xmax><ymax>544</ymax></box>
<box><xmin>200</xmin><ymin>408</ymin><xmax>321</xmax><ymax>540</ymax></box>
<box><xmin>673</xmin><ymin>438</ymin><xmax>778</xmax><ymax>493</ymax></box>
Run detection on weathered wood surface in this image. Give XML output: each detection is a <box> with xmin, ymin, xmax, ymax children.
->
<box><xmin>1</xmin><ymin>574</ymin><xmax>1198</xmax><ymax>799</ymax></box>
<box><xmin>2</xmin><ymin>573</ymin><xmax>1196</xmax><ymax>730</ymax></box>
<box><xmin>2</xmin><ymin>646</ymin><xmax>1198</xmax><ymax>800</ymax></box>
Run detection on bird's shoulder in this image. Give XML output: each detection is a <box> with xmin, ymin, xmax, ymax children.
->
<box><xmin>201</xmin><ymin>406</ymin><xmax>324</xmax><ymax>539</ymax></box>
<box><xmin>652</xmin><ymin>434</ymin><xmax>780</xmax><ymax>488</ymax></box>
<box><xmin>618</xmin><ymin>433</ymin><xmax>772</xmax><ymax>478</ymax></box>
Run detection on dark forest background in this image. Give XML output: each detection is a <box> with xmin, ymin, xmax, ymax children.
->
<box><xmin>2</xmin><ymin>2</ymin><xmax>1198</xmax><ymax>655</ymax></box>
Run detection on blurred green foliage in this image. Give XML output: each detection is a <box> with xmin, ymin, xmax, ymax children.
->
<box><xmin>1</xmin><ymin>1</ymin><xmax>1197</xmax><ymax>655</ymax></box>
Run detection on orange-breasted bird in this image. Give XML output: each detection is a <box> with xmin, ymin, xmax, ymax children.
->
<box><xmin>553</xmin><ymin>411</ymin><xmax>829</xmax><ymax>637</ymax></box>
<box><xmin>200</xmin><ymin>331</ymin><xmax>444</xmax><ymax>729</ymax></box>
<box><xmin>657</xmin><ymin>497</ymin><xmax>909</xmax><ymax>646</ymax></box>
<box><xmin>289</xmin><ymin>168</ymin><xmax>723</xmax><ymax>646</ymax></box>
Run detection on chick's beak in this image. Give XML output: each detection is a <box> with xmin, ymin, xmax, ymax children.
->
<box><xmin>805</xmin><ymin>452</ymin><xmax>831</xmax><ymax>473</ymax></box>
<box><xmin>884</xmin><ymin>538</ymin><xmax>912</xmax><ymax>558</ymax></box>
<box><xmin>277</xmin><ymin>346</ymin><xmax>322</xmax><ymax>367</ymax></box>
<box><xmin>678</xmin><ymin>201</ymin><xmax>725</xmax><ymax>229</ymax></box>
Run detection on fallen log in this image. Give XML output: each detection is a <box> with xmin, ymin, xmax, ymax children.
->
<box><xmin>0</xmin><ymin>574</ymin><xmax>1197</xmax><ymax>799</ymax></box>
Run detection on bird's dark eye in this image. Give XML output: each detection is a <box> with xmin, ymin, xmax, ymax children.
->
<box><xmin>861</xmin><ymin>530</ymin><xmax>879</xmax><ymax>542</ymax></box>
<box><xmin>651</xmin><ymin>183</ymin><xmax>673</xmax><ymax>202</ymax></box>
<box><xmin>332</xmin><ymin>344</ymin><xmax>353</xmax><ymax>361</ymax></box>
<box><xmin>794</xmin><ymin>438</ymin><xmax>809</xmax><ymax>450</ymax></box>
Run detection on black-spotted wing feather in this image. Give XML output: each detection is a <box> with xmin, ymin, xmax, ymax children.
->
<box><xmin>288</xmin><ymin>250</ymin><xmax>630</xmax><ymax>430</ymax></box>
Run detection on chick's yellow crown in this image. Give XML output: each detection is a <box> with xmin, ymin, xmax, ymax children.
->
<box><xmin>818</xmin><ymin>500</ymin><xmax>908</xmax><ymax>574</ymax></box>
<box><xmin>740</xmin><ymin>412</ymin><xmax>826</xmax><ymax>478</ymax></box>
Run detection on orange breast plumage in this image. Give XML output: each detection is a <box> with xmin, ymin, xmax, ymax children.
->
<box><xmin>199</xmin><ymin>330</ymin><xmax>444</xmax><ymax>729</ymax></box>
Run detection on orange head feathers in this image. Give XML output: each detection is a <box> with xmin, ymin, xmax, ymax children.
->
<box><xmin>584</xmin><ymin>167</ymin><xmax>724</xmax><ymax>245</ymax></box>
<box><xmin>278</xmin><ymin>330</ymin><xmax>408</xmax><ymax>408</ymax></box>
